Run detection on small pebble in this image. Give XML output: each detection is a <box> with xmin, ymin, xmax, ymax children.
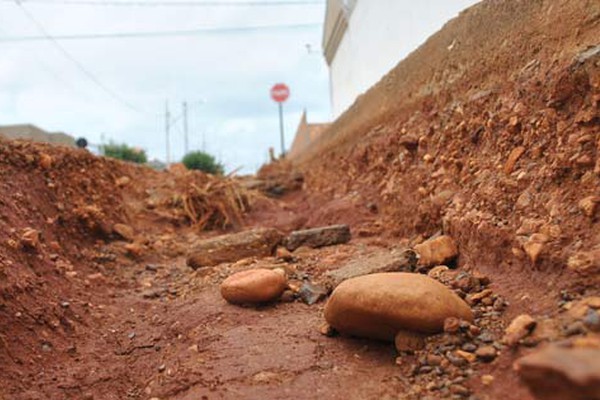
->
<box><xmin>475</xmin><ymin>345</ymin><xmax>497</xmax><ymax>362</ymax></box>
<box><xmin>426</xmin><ymin>354</ymin><xmax>443</xmax><ymax>366</ymax></box>
<box><xmin>449</xmin><ymin>384</ymin><xmax>471</xmax><ymax>396</ymax></box>
<box><xmin>481</xmin><ymin>374</ymin><xmax>495</xmax><ymax>386</ymax></box>
<box><xmin>444</xmin><ymin>317</ymin><xmax>461</xmax><ymax>333</ymax></box>
<box><xmin>477</xmin><ymin>332</ymin><xmax>495</xmax><ymax>343</ymax></box>
<box><xmin>583</xmin><ymin>309</ymin><xmax>600</xmax><ymax>332</ymax></box>
<box><xmin>462</xmin><ymin>343</ymin><xmax>477</xmax><ymax>352</ymax></box>
<box><xmin>564</xmin><ymin>321</ymin><xmax>585</xmax><ymax>336</ymax></box>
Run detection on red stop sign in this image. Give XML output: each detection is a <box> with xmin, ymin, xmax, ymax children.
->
<box><xmin>270</xmin><ymin>83</ymin><xmax>290</xmax><ymax>103</ymax></box>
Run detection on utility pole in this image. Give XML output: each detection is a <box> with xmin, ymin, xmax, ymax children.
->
<box><xmin>182</xmin><ymin>101</ymin><xmax>189</xmax><ymax>155</ymax></box>
<box><xmin>165</xmin><ymin>100</ymin><xmax>171</xmax><ymax>166</ymax></box>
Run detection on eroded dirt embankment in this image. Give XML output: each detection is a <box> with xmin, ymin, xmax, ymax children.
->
<box><xmin>294</xmin><ymin>0</ymin><xmax>600</xmax><ymax>306</ymax></box>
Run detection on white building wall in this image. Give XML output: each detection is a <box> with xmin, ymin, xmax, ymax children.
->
<box><xmin>329</xmin><ymin>0</ymin><xmax>479</xmax><ymax>118</ymax></box>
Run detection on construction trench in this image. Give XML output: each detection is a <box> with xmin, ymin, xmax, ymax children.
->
<box><xmin>1</xmin><ymin>1</ymin><xmax>600</xmax><ymax>399</ymax></box>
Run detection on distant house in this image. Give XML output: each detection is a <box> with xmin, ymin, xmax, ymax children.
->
<box><xmin>288</xmin><ymin>111</ymin><xmax>330</xmax><ymax>159</ymax></box>
<box><xmin>0</xmin><ymin>124</ymin><xmax>76</xmax><ymax>147</ymax></box>
<box><xmin>322</xmin><ymin>0</ymin><xmax>478</xmax><ymax>118</ymax></box>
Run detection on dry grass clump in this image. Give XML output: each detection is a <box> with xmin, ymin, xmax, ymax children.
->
<box><xmin>177</xmin><ymin>174</ymin><xmax>263</xmax><ymax>231</ymax></box>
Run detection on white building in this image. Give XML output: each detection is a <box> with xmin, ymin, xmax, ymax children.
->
<box><xmin>323</xmin><ymin>0</ymin><xmax>479</xmax><ymax>118</ymax></box>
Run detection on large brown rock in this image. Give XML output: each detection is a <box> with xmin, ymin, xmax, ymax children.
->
<box><xmin>186</xmin><ymin>228</ymin><xmax>283</xmax><ymax>270</ymax></box>
<box><xmin>324</xmin><ymin>272</ymin><xmax>473</xmax><ymax>341</ymax></box>
<box><xmin>220</xmin><ymin>268</ymin><xmax>287</xmax><ymax>304</ymax></box>
<box><xmin>414</xmin><ymin>235</ymin><xmax>458</xmax><ymax>268</ymax></box>
<box><xmin>515</xmin><ymin>345</ymin><xmax>600</xmax><ymax>400</ymax></box>
<box><xmin>285</xmin><ymin>225</ymin><xmax>351</xmax><ymax>251</ymax></box>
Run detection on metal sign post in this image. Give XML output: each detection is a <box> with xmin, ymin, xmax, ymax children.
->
<box><xmin>270</xmin><ymin>83</ymin><xmax>290</xmax><ymax>158</ymax></box>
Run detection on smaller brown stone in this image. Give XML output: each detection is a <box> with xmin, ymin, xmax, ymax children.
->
<box><xmin>523</xmin><ymin>234</ymin><xmax>549</xmax><ymax>265</ymax></box>
<box><xmin>476</xmin><ymin>346</ymin><xmax>497</xmax><ymax>362</ymax></box>
<box><xmin>221</xmin><ymin>268</ymin><xmax>287</xmax><ymax>305</ymax></box>
<box><xmin>466</xmin><ymin>289</ymin><xmax>493</xmax><ymax>305</ymax></box>
<box><xmin>414</xmin><ymin>235</ymin><xmax>458</xmax><ymax>268</ymax></box>
<box><xmin>456</xmin><ymin>349</ymin><xmax>476</xmax><ymax>363</ymax></box>
<box><xmin>503</xmin><ymin>314</ymin><xmax>537</xmax><ymax>347</ymax></box>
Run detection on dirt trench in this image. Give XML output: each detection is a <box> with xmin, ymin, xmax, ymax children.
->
<box><xmin>1</xmin><ymin>0</ymin><xmax>600</xmax><ymax>399</ymax></box>
<box><xmin>0</xmin><ymin>140</ymin><xmax>529</xmax><ymax>400</ymax></box>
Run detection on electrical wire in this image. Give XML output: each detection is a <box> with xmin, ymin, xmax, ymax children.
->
<box><xmin>2</xmin><ymin>0</ymin><xmax>323</xmax><ymax>7</ymax></box>
<box><xmin>13</xmin><ymin>0</ymin><xmax>144</xmax><ymax>112</ymax></box>
<box><xmin>0</xmin><ymin>22</ymin><xmax>321</xmax><ymax>42</ymax></box>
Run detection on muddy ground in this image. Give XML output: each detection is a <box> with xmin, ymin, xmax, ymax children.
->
<box><xmin>1</xmin><ymin>0</ymin><xmax>600</xmax><ymax>399</ymax></box>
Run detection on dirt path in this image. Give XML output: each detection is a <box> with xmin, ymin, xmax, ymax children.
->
<box><xmin>17</xmin><ymin>245</ymin><xmax>415</xmax><ymax>400</ymax></box>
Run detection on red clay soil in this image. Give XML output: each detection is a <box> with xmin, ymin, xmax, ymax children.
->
<box><xmin>0</xmin><ymin>0</ymin><xmax>599</xmax><ymax>399</ymax></box>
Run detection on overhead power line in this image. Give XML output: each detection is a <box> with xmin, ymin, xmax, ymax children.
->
<box><xmin>13</xmin><ymin>1</ymin><xmax>143</xmax><ymax>112</ymax></box>
<box><xmin>2</xmin><ymin>0</ymin><xmax>323</xmax><ymax>6</ymax></box>
<box><xmin>0</xmin><ymin>22</ymin><xmax>322</xmax><ymax>42</ymax></box>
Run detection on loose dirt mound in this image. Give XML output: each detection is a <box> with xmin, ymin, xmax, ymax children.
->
<box><xmin>0</xmin><ymin>139</ymin><xmax>269</xmax><ymax>399</ymax></box>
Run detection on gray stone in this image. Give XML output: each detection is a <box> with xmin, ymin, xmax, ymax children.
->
<box><xmin>298</xmin><ymin>281</ymin><xmax>329</xmax><ymax>305</ymax></box>
<box><xmin>186</xmin><ymin>228</ymin><xmax>283</xmax><ymax>270</ymax></box>
<box><xmin>285</xmin><ymin>224</ymin><xmax>351</xmax><ymax>251</ymax></box>
<box><xmin>324</xmin><ymin>249</ymin><xmax>417</xmax><ymax>288</ymax></box>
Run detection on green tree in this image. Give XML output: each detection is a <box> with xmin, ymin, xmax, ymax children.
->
<box><xmin>103</xmin><ymin>142</ymin><xmax>147</xmax><ymax>164</ymax></box>
<box><xmin>182</xmin><ymin>151</ymin><xmax>224</xmax><ymax>175</ymax></box>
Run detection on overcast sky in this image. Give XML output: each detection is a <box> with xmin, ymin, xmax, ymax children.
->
<box><xmin>0</xmin><ymin>0</ymin><xmax>476</xmax><ymax>173</ymax></box>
